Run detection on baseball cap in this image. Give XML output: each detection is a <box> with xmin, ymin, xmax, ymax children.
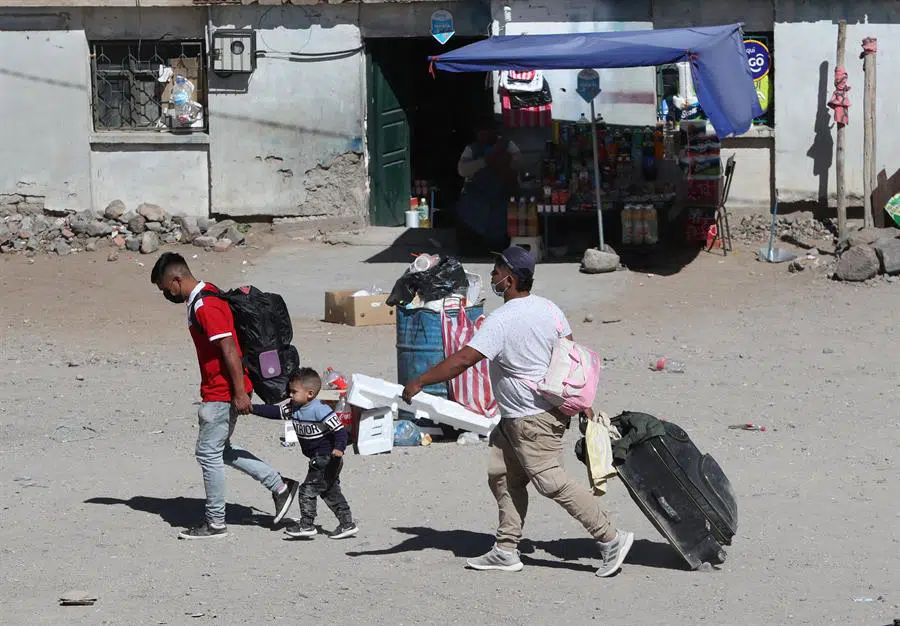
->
<box><xmin>493</xmin><ymin>245</ymin><xmax>536</xmax><ymax>276</ymax></box>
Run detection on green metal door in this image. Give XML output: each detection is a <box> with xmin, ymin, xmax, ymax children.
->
<box><xmin>367</xmin><ymin>45</ymin><xmax>411</xmax><ymax>226</ymax></box>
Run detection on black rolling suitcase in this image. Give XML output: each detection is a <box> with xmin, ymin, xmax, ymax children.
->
<box><xmin>611</xmin><ymin>412</ymin><xmax>738</xmax><ymax>570</ymax></box>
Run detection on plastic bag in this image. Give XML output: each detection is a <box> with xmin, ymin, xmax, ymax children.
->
<box><xmin>386</xmin><ymin>256</ymin><xmax>469</xmax><ymax>307</ymax></box>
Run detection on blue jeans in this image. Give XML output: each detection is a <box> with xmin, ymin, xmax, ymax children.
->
<box><xmin>196</xmin><ymin>402</ymin><xmax>283</xmax><ymax>527</ymax></box>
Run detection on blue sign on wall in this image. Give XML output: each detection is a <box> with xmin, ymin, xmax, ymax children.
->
<box><xmin>431</xmin><ymin>10</ymin><xmax>455</xmax><ymax>45</ymax></box>
<box><xmin>744</xmin><ymin>39</ymin><xmax>770</xmax><ymax>80</ymax></box>
<box><xmin>576</xmin><ymin>69</ymin><xmax>601</xmax><ymax>103</ymax></box>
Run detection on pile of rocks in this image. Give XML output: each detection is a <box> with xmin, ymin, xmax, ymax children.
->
<box><xmin>733</xmin><ymin>212</ymin><xmax>834</xmax><ymax>244</ymax></box>
<box><xmin>834</xmin><ymin>227</ymin><xmax>900</xmax><ymax>281</ymax></box>
<box><xmin>0</xmin><ymin>196</ymin><xmax>248</xmax><ymax>257</ymax></box>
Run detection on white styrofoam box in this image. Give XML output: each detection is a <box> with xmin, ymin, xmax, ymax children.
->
<box><xmin>355</xmin><ymin>407</ymin><xmax>395</xmax><ymax>456</ymax></box>
<box><xmin>347</xmin><ymin>374</ymin><xmax>500</xmax><ymax>437</ymax></box>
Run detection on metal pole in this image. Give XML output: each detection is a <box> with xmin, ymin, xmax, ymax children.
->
<box><xmin>590</xmin><ymin>99</ymin><xmax>605</xmax><ymax>249</ymax></box>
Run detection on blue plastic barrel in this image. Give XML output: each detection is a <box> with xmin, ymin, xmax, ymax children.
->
<box><xmin>396</xmin><ymin>304</ymin><xmax>485</xmax><ymax>398</ymax></box>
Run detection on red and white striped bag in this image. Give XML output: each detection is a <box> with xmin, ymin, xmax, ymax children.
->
<box><xmin>440</xmin><ymin>305</ymin><xmax>499</xmax><ymax>419</ymax></box>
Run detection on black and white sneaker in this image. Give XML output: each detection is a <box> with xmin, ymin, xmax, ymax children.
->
<box><xmin>330</xmin><ymin>522</ymin><xmax>359</xmax><ymax>540</ymax></box>
<box><xmin>272</xmin><ymin>479</ymin><xmax>299</xmax><ymax>524</ymax></box>
<box><xmin>178</xmin><ymin>523</ymin><xmax>228</xmax><ymax>540</ymax></box>
<box><xmin>284</xmin><ymin>521</ymin><xmax>317</xmax><ymax>538</ymax></box>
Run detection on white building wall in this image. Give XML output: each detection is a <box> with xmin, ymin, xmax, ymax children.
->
<box><xmin>774</xmin><ymin>0</ymin><xmax>900</xmax><ymax>208</ymax></box>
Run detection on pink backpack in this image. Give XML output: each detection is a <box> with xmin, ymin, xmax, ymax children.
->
<box><xmin>528</xmin><ymin>307</ymin><xmax>602</xmax><ymax>416</ymax></box>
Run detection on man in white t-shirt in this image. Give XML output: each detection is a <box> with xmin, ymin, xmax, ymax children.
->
<box><xmin>402</xmin><ymin>246</ymin><xmax>633</xmax><ymax>577</ymax></box>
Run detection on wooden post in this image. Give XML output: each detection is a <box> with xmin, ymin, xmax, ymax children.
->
<box><xmin>836</xmin><ymin>20</ymin><xmax>847</xmax><ymax>240</ymax></box>
<box><xmin>862</xmin><ymin>37</ymin><xmax>877</xmax><ymax>228</ymax></box>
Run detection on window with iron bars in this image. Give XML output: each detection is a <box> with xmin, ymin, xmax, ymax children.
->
<box><xmin>90</xmin><ymin>40</ymin><xmax>207</xmax><ymax>132</ymax></box>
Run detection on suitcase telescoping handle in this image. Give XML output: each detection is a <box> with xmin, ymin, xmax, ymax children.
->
<box><xmin>652</xmin><ymin>490</ymin><xmax>682</xmax><ymax>523</ymax></box>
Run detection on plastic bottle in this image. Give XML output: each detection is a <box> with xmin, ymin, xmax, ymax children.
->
<box><xmin>518</xmin><ymin>196</ymin><xmax>527</xmax><ymax>237</ymax></box>
<box><xmin>507</xmin><ymin>197</ymin><xmax>518</xmax><ymax>237</ymax></box>
<box><xmin>645</xmin><ymin>205</ymin><xmax>659</xmax><ymax>245</ymax></box>
<box><xmin>630</xmin><ymin>204</ymin><xmax>642</xmax><ymax>245</ymax></box>
<box><xmin>323</xmin><ymin>367</ymin><xmax>348</xmax><ymax>391</ymax></box>
<box><xmin>393</xmin><ymin>420</ymin><xmax>423</xmax><ymax>446</ymax></box>
<box><xmin>171</xmin><ymin>75</ymin><xmax>195</xmax><ymax>126</ymax></box>
<box><xmin>528</xmin><ymin>196</ymin><xmax>538</xmax><ymax>236</ymax></box>
<box><xmin>654</xmin><ymin>124</ymin><xmax>665</xmax><ymax>161</ymax></box>
<box><xmin>650</xmin><ymin>357</ymin><xmax>685</xmax><ymax>373</ymax></box>
<box><xmin>621</xmin><ymin>205</ymin><xmax>634</xmax><ymax>245</ymax></box>
<box><xmin>631</xmin><ymin>128</ymin><xmax>643</xmax><ymax>164</ymax></box>
<box><xmin>418</xmin><ymin>197</ymin><xmax>430</xmax><ymax>228</ymax></box>
<box><xmin>334</xmin><ymin>395</ymin><xmax>353</xmax><ymax>431</ymax></box>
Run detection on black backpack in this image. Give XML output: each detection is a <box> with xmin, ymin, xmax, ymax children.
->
<box><xmin>190</xmin><ymin>285</ymin><xmax>300</xmax><ymax>404</ymax></box>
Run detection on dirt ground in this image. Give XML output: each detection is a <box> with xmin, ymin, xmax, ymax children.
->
<box><xmin>0</xmin><ymin>230</ymin><xmax>897</xmax><ymax>626</ymax></box>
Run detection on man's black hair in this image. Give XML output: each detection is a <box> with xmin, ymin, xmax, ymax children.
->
<box><xmin>150</xmin><ymin>252</ymin><xmax>190</xmax><ymax>284</ymax></box>
<box><xmin>512</xmin><ymin>268</ymin><xmax>534</xmax><ymax>292</ymax></box>
<box><xmin>289</xmin><ymin>367</ymin><xmax>322</xmax><ymax>393</ymax></box>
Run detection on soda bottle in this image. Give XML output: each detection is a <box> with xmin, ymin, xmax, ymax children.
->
<box><xmin>654</xmin><ymin>124</ymin><xmax>665</xmax><ymax>161</ymax></box>
<box><xmin>528</xmin><ymin>197</ymin><xmax>539</xmax><ymax>236</ymax></box>
<box><xmin>418</xmin><ymin>197</ymin><xmax>430</xmax><ymax>229</ymax></box>
<box><xmin>645</xmin><ymin>205</ymin><xmax>659</xmax><ymax>245</ymax></box>
<box><xmin>518</xmin><ymin>196</ymin><xmax>527</xmax><ymax>237</ymax></box>
<box><xmin>334</xmin><ymin>395</ymin><xmax>353</xmax><ymax>431</ymax></box>
<box><xmin>621</xmin><ymin>205</ymin><xmax>633</xmax><ymax>245</ymax></box>
<box><xmin>507</xmin><ymin>197</ymin><xmax>518</xmax><ymax>237</ymax></box>
<box><xmin>634</xmin><ymin>203</ymin><xmax>647</xmax><ymax>245</ymax></box>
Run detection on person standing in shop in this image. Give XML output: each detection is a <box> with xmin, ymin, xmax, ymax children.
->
<box><xmin>455</xmin><ymin>118</ymin><xmax>523</xmax><ymax>255</ymax></box>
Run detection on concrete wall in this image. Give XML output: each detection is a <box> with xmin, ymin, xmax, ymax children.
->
<box><xmin>207</xmin><ymin>1</ymin><xmax>489</xmax><ymax>218</ymax></box>
<box><xmin>0</xmin><ymin>8</ymin><xmax>210</xmax><ymax>216</ymax></box>
<box><xmin>0</xmin><ymin>24</ymin><xmax>92</xmax><ymax>211</ymax></box>
<box><xmin>90</xmin><ymin>142</ymin><xmax>210</xmax><ymax>217</ymax></box>
<box><xmin>0</xmin><ymin>2</ymin><xmax>489</xmax><ymax>220</ymax></box>
<box><xmin>5</xmin><ymin>0</ymin><xmax>897</xmax><ymax>219</ymax></box>
<box><xmin>207</xmin><ymin>5</ymin><xmax>365</xmax><ymax>219</ymax></box>
<box><xmin>773</xmin><ymin>0</ymin><xmax>900</xmax><ymax>208</ymax></box>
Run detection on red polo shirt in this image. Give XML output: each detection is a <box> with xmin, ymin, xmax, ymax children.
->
<box><xmin>187</xmin><ymin>282</ymin><xmax>252</xmax><ymax>402</ymax></box>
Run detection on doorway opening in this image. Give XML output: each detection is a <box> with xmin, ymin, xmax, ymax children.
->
<box><xmin>366</xmin><ymin>37</ymin><xmax>493</xmax><ymax>227</ymax></box>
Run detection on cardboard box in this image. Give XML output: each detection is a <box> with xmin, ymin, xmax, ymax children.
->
<box><xmin>324</xmin><ymin>290</ymin><xmax>395</xmax><ymax>327</ymax></box>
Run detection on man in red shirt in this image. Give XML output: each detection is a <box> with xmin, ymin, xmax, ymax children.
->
<box><xmin>151</xmin><ymin>252</ymin><xmax>298</xmax><ymax>539</ymax></box>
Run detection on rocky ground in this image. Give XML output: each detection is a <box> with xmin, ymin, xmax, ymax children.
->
<box><xmin>0</xmin><ymin>227</ymin><xmax>898</xmax><ymax>625</ymax></box>
<box><xmin>1</xmin><ymin>197</ymin><xmax>251</xmax><ymax>258</ymax></box>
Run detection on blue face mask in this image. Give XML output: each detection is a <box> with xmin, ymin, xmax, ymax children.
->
<box><xmin>490</xmin><ymin>275</ymin><xmax>510</xmax><ymax>297</ymax></box>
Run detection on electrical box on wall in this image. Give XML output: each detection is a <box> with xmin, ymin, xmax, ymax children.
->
<box><xmin>211</xmin><ymin>29</ymin><xmax>256</xmax><ymax>74</ymax></box>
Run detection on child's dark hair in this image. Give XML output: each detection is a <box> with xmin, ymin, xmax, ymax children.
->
<box><xmin>289</xmin><ymin>367</ymin><xmax>322</xmax><ymax>394</ymax></box>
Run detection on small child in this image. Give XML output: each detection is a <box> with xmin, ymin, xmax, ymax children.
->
<box><xmin>251</xmin><ymin>367</ymin><xmax>358</xmax><ymax>539</ymax></box>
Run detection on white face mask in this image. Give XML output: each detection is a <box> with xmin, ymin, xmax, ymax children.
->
<box><xmin>490</xmin><ymin>275</ymin><xmax>511</xmax><ymax>297</ymax></box>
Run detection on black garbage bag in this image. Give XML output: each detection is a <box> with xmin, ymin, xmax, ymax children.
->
<box><xmin>386</xmin><ymin>256</ymin><xmax>469</xmax><ymax>307</ymax></box>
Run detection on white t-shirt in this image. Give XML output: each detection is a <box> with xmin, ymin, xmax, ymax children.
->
<box><xmin>467</xmin><ymin>295</ymin><xmax>572</xmax><ymax>418</ymax></box>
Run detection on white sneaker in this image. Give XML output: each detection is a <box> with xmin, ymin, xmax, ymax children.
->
<box><xmin>466</xmin><ymin>545</ymin><xmax>524</xmax><ymax>572</ymax></box>
<box><xmin>596</xmin><ymin>530</ymin><xmax>634</xmax><ymax>577</ymax></box>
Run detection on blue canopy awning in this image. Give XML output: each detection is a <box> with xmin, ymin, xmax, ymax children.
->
<box><xmin>430</xmin><ymin>24</ymin><xmax>763</xmax><ymax>138</ymax></box>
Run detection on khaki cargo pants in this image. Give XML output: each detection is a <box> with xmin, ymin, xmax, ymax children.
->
<box><xmin>488</xmin><ymin>411</ymin><xmax>612</xmax><ymax>551</ymax></box>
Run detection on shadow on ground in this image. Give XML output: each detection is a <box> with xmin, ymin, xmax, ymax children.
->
<box><xmin>361</xmin><ymin>228</ymin><xmax>705</xmax><ymax>277</ymax></box>
<box><xmin>85</xmin><ymin>496</ymin><xmax>279</xmax><ymax>529</ymax></box>
<box><xmin>617</xmin><ymin>243</ymin><xmax>702</xmax><ymax>277</ymax></box>
<box><xmin>345</xmin><ymin>526</ymin><xmax>686</xmax><ymax>572</ymax></box>
<box><xmin>346</xmin><ymin>526</ymin><xmax>493</xmax><ymax>559</ymax></box>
